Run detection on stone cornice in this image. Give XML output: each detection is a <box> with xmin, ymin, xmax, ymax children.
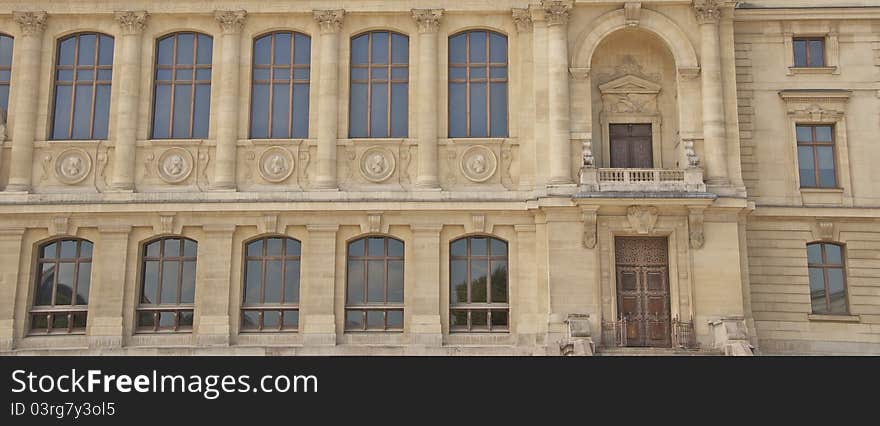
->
<box><xmin>541</xmin><ymin>1</ymin><xmax>572</xmax><ymax>27</ymax></box>
<box><xmin>512</xmin><ymin>8</ymin><xmax>533</xmax><ymax>33</ymax></box>
<box><xmin>214</xmin><ymin>10</ymin><xmax>247</xmax><ymax>34</ymax></box>
<box><xmin>12</xmin><ymin>11</ymin><xmax>47</xmax><ymax>36</ymax></box>
<box><xmin>412</xmin><ymin>9</ymin><xmax>443</xmax><ymax>34</ymax></box>
<box><xmin>313</xmin><ymin>9</ymin><xmax>345</xmax><ymax>34</ymax></box>
<box><xmin>114</xmin><ymin>11</ymin><xmax>149</xmax><ymax>35</ymax></box>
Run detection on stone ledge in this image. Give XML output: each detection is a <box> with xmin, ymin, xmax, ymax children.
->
<box><xmin>807</xmin><ymin>313</ymin><xmax>861</xmax><ymax>323</ymax></box>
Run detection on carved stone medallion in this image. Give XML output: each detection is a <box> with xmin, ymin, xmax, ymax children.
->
<box><xmin>258</xmin><ymin>146</ymin><xmax>295</xmax><ymax>183</ymax></box>
<box><xmin>359</xmin><ymin>147</ymin><xmax>395</xmax><ymax>183</ymax></box>
<box><xmin>460</xmin><ymin>145</ymin><xmax>497</xmax><ymax>183</ymax></box>
<box><xmin>157</xmin><ymin>147</ymin><xmax>193</xmax><ymax>184</ymax></box>
<box><xmin>54</xmin><ymin>148</ymin><xmax>92</xmax><ymax>185</ymax></box>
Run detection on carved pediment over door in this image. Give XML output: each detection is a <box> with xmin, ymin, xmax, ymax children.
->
<box><xmin>599</xmin><ymin>74</ymin><xmax>662</xmax><ymax>114</ymax></box>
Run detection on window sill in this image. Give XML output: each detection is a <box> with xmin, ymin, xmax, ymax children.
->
<box><xmin>800</xmin><ymin>187</ymin><xmax>843</xmax><ymax>193</ymax></box>
<box><xmin>145</xmin><ymin>139</ymin><xmax>208</xmax><ymax>146</ymax></box>
<box><xmin>808</xmin><ymin>313</ymin><xmax>860</xmax><ymax>323</ymax></box>
<box><xmin>788</xmin><ymin>66</ymin><xmax>838</xmax><ymax>75</ymax></box>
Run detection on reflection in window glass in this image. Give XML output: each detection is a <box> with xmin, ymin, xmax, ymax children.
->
<box><xmin>152</xmin><ymin>33</ymin><xmax>212</xmax><ymax>139</ymax></box>
<box><xmin>449</xmin><ymin>236</ymin><xmax>509</xmax><ymax>332</ymax></box>
<box><xmin>30</xmin><ymin>239</ymin><xmax>93</xmax><ymax>334</ymax></box>
<box><xmin>448</xmin><ymin>30</ymin><xmax>508</xmax><ymax>138</ymax></box>
<box><xmin>345</xmin><ymin>236</ymin><xmax>404</xmax><ymax>331</ymax></box>
<box><xmin>251</xmin><ymin>32</ymin><xmax>311</xmax><ymax>139</ymax></box>
<box><xmin>349</xmin><ymin>31</ymin><xmax>408</xmax><ymax>138</ymax></box>
<box><xmin>51</xmin><ymin>33</ymin><xmax>114</xmax><ymax>140</ymax></box>
<box><xmin>241</xmin><ymin>237</ymin><xmax>301</xmax><ymax>332</ymax></box>
<box><xmin>806</xmin><ymin>242</ymin><xmax>848</xmax><ymax>315</ymax></box>
<box><xmin>137</xmin><ymin>237</ymin><xmax>197</xmax><ymax>332</ymax></box>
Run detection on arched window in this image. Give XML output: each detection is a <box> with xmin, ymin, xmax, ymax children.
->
<box><xmin>152</xmin><ymin>32</ymin><xmax>212</xmax><ymax>139</ymax></box>
<box><xmin>448</xmin><ymin>30</ymin><xmax>507</xmax><ymax>138</ymax></box>
<box><xmin>51</xmin><ymin>33</ymin><xmax>114</xmax><ymax>140</ymax></box>
<box><xmin>31</xmin><ymin>238</ymin><xmax>93</xmax><ymax>334</ymax></box>
<box><xmin>449</xmin><ymin>236</ymin><xmax>508</xmax><ymax>332</ymax></box>
<box><xmin>242</xmin><ymin>236</ymin><xmax>301</xmax><ymax>332</ymax></box>
<box><xmin>250</xmin><ymin>31</ymin><xmax>311</xmax><ymax>139</ymax></box>
<box><xmin>345</xmin><ymin>236</ymin><xmax>404</xmax><ymax>331</ymax></box>
<box><xmin>807</xmin><ymin>242</ymin><xmax>848</xmax><ymax>315</ymax></box>
<box><xmin>0</xmin><ymin>33</ymin><xmax>13</xmax><ymax>114</ymax></box>
<box><xmin>138</xmin><ymin>237</ymin><xmax>197</xmax><ymax>332</ymax></box>
<box><xmin>349</xmin><ymin>31</ymin><xmax>409</xmax><ymax>138</ymax></box>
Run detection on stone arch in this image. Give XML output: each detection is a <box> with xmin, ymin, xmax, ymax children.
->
<box><xmin>571</xmin><ymin>8</ymin><xmax>698</xmax><ymax>70</ymax></box>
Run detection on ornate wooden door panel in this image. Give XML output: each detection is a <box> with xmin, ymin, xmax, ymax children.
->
<box><xmin>614</xmin><ymin>237</ymin><xmax>671</xmax><ymax>347</ymax></box>
<box><xmin>609</xmin><ymin>124</ymin><xmax>653</xmax><ymax>168</ymax></box>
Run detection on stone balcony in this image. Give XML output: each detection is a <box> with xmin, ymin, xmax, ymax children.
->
<box><xmin>579</xmin><ymin>167</ymin><xmax>707</xmax><ymax>193</ymax></box>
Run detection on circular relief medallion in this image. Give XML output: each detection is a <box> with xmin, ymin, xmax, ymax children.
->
<box><xmin>359</xmin><ymin>147</ymin><xmax>396</xmax><ymax>183</ymax></box>
<box><xmin>54</xmin><ymin>148</ymin><xmax>92</xmax><ymax>185</ymax></box>
<box><xmin>459</xmin><ymin>145</ymin><xmax>497</xmax><ymax>183</ymax></box>
<box><xmin>259</xmin><ymin>146</ymin><xmax>295</xmax><ymax>183</ymax></box>
<box><xmin>157</xmin><ymin>147</ymin><xmax>194</xmax><ymax>184</ymax></box>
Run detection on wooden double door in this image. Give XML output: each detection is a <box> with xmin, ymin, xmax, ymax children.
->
<box><xmin>614</xmin><ymin>236</ymin><xmax>671</xmax><ymax>347</ymax></box>
<box><xmin>609</xmin><ymin>123</ymin><xmax>653</xmax><ymax>168</ymax></box>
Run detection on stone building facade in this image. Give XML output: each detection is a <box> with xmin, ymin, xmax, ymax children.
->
<box><xmin>0</xmin><ymin>0</ymin><xmax>877</xmax><ymax>355</ymax></box>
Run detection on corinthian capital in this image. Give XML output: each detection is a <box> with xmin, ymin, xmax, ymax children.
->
<box><xmin>412</xmin><ymin>9</ymin><xmax>443</xmax><ymax>34</ymax></box>
<box><xmin>314</xmin><ymin>9</ymin><xmax>345</xmax><ymax>34</ymax></box>
<box><xmin>693</xmin><ymin>0</ymin><xmax>723</xmax><ymax>24</ymax></box>
<box><xmin>215</xmin><ymin>10</ymin><xmax>247</xmax><ymax>34</ymax></box>
<box><xmin>13</xmin><ymin>11</ymin><xmax>48</xmax><ymax>37</ymax></box>
<box><xmin>114</xmin><ymin>11</ymin><xmax>149</xmax><ymax>35</ymax></box>
<box><xmin>512</xmin><ymin>8</ymin><xmax>533</xmax><ymax>33</ymax></box>
<box><xmin>542</xmin><ymin>1</ymin><xmax>572</xmax><ymax>27</ymax></box>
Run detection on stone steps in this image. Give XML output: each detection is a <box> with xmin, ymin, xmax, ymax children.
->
<box><xmin>596</xmin><ymin>347</ymin><xmax>724</xmax><ymax>356</ymax></box>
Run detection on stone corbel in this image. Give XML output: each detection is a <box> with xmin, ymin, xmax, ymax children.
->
<box><xmin>470</xmin><ymin>214</ymin><xmax>487</xmax><ymax>234</ymax></box>
<box><xmin>361</xmin><ymin>212</ymin><xmax>384</xmax><ymax>234</ymax></box>
<box><xmin>258</xmin><ymin>214</ymin><xmax>279</xmax><ymax>235</ymax></box>
<box><xmin>812</xmin><ymin>219</ymin><xmax>838</xmax><ymax>242</ymax></box>
<box><xmin>626</xmin><ymin>206</ymin><xmax>659</xmax><ymax>235</ymax></box>
<box><xmin>581</xmin><ymin>207</ymin><xmax>598</xmax><ymax>249</ymax></box>
<box><xmin>49</xmin><ymin>216</ymin><xmax>71</xmax><ymax>236</ymax></box>
<box><xmin>624</xmin><ymin>2</ymin><xmax>641</xmax><ymax>27</ymax></box>
<box><xmin>687</xmin><ymin>207</ymin><xmax>705</xmax><ymax>249</ymax></box>
<box><xmin>153</xmin><ymin>214</ymin><xmax>177</xmax><ymax>235</ymax></box>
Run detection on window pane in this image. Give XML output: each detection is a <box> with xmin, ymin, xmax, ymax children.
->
<box><xmin>793</xmin><ymin>40</ymin><xmax>807</xmax><ymax>67</ymax></box>
<box><xmin>176</xmin><ymin>34</ymin><xmax>194</xmax><ymax>64</ymax></box>
<box><xmin>161</xmin><ymin>261</ymin><xmax>179</xmax><ymax>304</ymax></box>
<box><xmin>346</xmin><ymin>310</ymin><xmax>365</xmax><ymax>330</ymax></box>
<box><xmin>32</xmin><ymin>314</ymin><xmax>49</xmax><ymax>332</ymax></box>
<box><xmin>797</xmin><ymin>146</ymin><xmax>816</xmax><ymax>187</ymax></box>
<box><xmin>824</xmin><ymin>244</ymin><xmax>842</xmax><ymax>264</ymax></box>
<box><xmin>283</xmin><ymin>310</ymin><xmax>299</xmax><ymax>328</ymax></box>
<box><xmin>490</xmin><ymin>82</ymin><xmax>507</xmax><ymax>137</ymax></box>
<box><xmin>451</xmin><ymin>239</ymin><xmax>467</xmax><ymax>257</ymax></box>
<box><xmin>388</xmin><ymin>239</ymin><xmax>403</xmax><ymax>257</ymax></box>
<box><xmin>367</xmin><ymin>311</ymin><xmax>384</xmax><ymax>329</ymax></box>
<box><xmin>246</xmin><ymin>239</ymin><xmax>263</xmax><ymax>257</ymax></box>
<box><xmin>42</xmin><ymin>242</ymin><xmax>58</xmax><ymax>259</ymax></box>
<box><xmin>52</xmin><ymin>86</ymin><xmax>72</xmax><ymax>139</ymax></box>
<box><xmin>193</xmin><ymin>84</ymin><xmax>211</xmax><ymax>138</ymax></box>
<box><xmin>349</xmin><ymin>239</ymin><xmax>365</xmax><ymax>256</ymax></box>
<box><xmin>273</xmin><ymin>33</ymin><xmax>291</xmax><ymax>65</ymax></box>
<box><xmin>470</xmin><ymin>260</ymin><xmax>487</xmax><ymax>303</ymax></box>
<box><xmin>352</xmin><ymin>35</ymin><xmax>369</xmax><ymax>65</ymax></box>
<box><xmin>347</xmin><ymin>260</ymin><xmax>364</xmax><ymax>304</ymax></box>
<box><xmin>183</xmin><ymin>239</ymin><xmax>197</xmax><ymax>257</ymax></box>
<box><xmin>489</xmin><ymin>33</ymin><xmax>507</xmax><ymax>63</ymax></box>
<box><xmin>152</xmin><ymin>85</ymin><xmax>171</xmax><ymax>138</ymax></box>
<box><xmin>451</xmin><ymin>310</ymin><xmax>468</xmax><ymax>327</ymax></box>
<box><xmin>471</xmin><ymin>310</ymin><xmax>488</xmax><ymax>328</ymax></box>
<box><xmin>157</xmin><ymin>37</ymin><xmax>173</xmax><ymax>65</ymax></box>
<box><xmin>241</xmin><ymin>311</ymin><xmax>259</xmax><ymax>330</ymax></box>
<box><xmin>35</xmin><ymin>264</ymin><xmax>55</xmax><ymax>306</ymax></box>
<box><xmin>142</xmin><ymin>261</ymin><xmax>159</xmax><ymax>304</ymax></box>
<box><xmin>0</xmin><ymin>36</ymin><xmax>11</xmax><ymax>66</ymax></box>
<box><xmin>93</xmin><ymin>85</ymin><xmax>111</xmax><ymax>139</ymax></box>
<box><xmin>71</xmin><ymin>85</ymin><xmax>93</xmax><ymax>139</ymax></box>
<box><xmin>490</xmin><ymin>260</ymin><xmax>508</xmax><ymax>303</ymax></box>
<box><xmin>72</xmin><ymin>312</ymin><xmax>87</xmax><ymax>329</ymax></box>
<box><xmin>77</xmin><ymin>34</ymin><xmax>96</xmax><ymax>66</ymax></box>
<box><xmin>251</xmin><ymin>83</ymin><xmax>269</xmax><ymax>138</ymax></box>
<box><xmin>390</xmin><ymin>83</ymin><xmax>408</xmax><ymax>138</ymax></box>
<box><xmin>197</xmin><ymin>35</ymin><xmax>212</xmax><ymax>65</ymax></box>
<box><xmin>138</xmin><ymin>311</ymin><xmax>155</xmax><ymax>329</ymax></box>
<box><xmin>367</xmin><ymin>260</ymin><xmax>385</xmax><ymax>303</ymax></box>
<box><xmin>391</xmin><ymin>34</ymin><xmax>408</xmax><ymax>64</ymax></box>
<box><xmin>61</xmin><ymin>240</ymin><xmax>77</xmax><ymax>258</ymax></box>
<box><xmin>266</xmin><ymin>237</ymin><xmax>282</xmax><ymax>257</ymax></box>
<box><xmin>371</xmin><ymin>32</ymin><xmax>388</xmax><ymax>65</ymax></box>
<box><xmin>387</xmin><ymin>310</ymin><xmax>403</xmax><ymax>329</ymax></box>
<box><xmin>449</xmin><ymin>34</ymin><xmax>466</xmax><ymax>64</ymax></box>
<box><xmin>816</xmin><ymin>146</ymin><xmax>836</xmax><ymax>187</ymax></box>
<box><xmin>471</xmin><ymin>238</ymin><xmax>487</xmax><ymax>256</ymax></box>
<box><xmin>98</xmin><ymin>35</ymin><xmax>114</xmax><ymax>66</ymax></box>
<box><xmin>271</xmin><ymin>84</ymin><xmax>289</xmax><ymax>138</ymax></box>
<box><xmin>265</xmin><ymin>260</ymin><xmax>282</xmax><ymax>303</ymax></box>
<box><xmin>368</xmin><ymin>238</ymin><xmax>385</xmax><ymax>256</ymax></box>
<box><xmin>809</xmin><ymin>40</ymin><xmax>824</xmax><ymax>66</ymax></box>
<box><xmin>80</xmin><ymin>241</ymin><xmax>93</xmax><ymax>258</ymax></box>
<box><xmin>469</xmin><ymin>32</ymin><xmax>487</xmax><ymax>63</ymax></box>
<box><xmin>388</xmin><ymin>260</ymin><xmax>404</xmax><ymax>303</ymax></box>
<box><xmin>808</xmin><ymin>267</ymin><xmax>826</xmax><ymax>313</ymax></box>
<box><xmin>244</xmin><ymin>260</ymin><xmax>262</xmax><ymax>304</ymax></box>
<box><xmin>263</xmin><ymin>310</ymin><xmax>280</xmax><ymax>328</ymax></box>
<box><xmin>292</xmin><ymin>84</ymin><xmax>309</xmax><ymax>138</ymax></box>
<box><xmin>815</xmin><ymin>126</ymin><xmax>833</xmax><ymax>142</ymax></box>
<box><xmin>180</xmin><ymin>261</ymin><xmax>196</xmax><ymax>304</ymax></box>
<box><xmin>158</xmin><ymin>311</ymin><xmax>175</xmax><ymax>328</ymax></box>
<box><xmin>285</xmin><ymin>239</ymin><xmax>301</xmax><ymax>256</ymax></box>
<box><xmin>284</xmin><ymin>260</ymin><xmax>300</xmax><ymax>303</ymax></box>
<box><xmin>76</xmin><ymin>263</ymin><xmax>91</xmax><ymax>304</ymax></box>
<box><xmin>179</xmin><ymin>310</ymin><xmax>194</xmax><ymax>327</ymax></box>
<box><xmin>294</xmin><ymin>34</ymin><xmax>311</xmax><ymax>65</ymax></box>
<box><xmin>491</xmin><ymin>310</ymin><xmax>509</xmax><ymax>328</ymax></box>
<box><xmin>469</xmin><ymin>83</ymin><xmax>488</xmax><ymax>137</ymax></box>
<box><xmin>53</xmin><ymin>313</ymin><xmax>70</xmax><ymax>330</ymax></box>
<box><xmin>449</xmin><ymin>82</ymin><xmax>466</xmax><ymax>137</ymax></box>
<box><xmin>163</xmin><ymin>238</ymin><xmax>180</xmax><ymax>257</ymax></box>
<box><xmin>254</xmin><ymin>35</ymin><xmax>271</xmax><ymax>65</ymax></box>
<box><xmin>349</xmin><ymin>83</ymin><xmax>368</xmax><ymax>137</ymax></box>
<box><xmin>370</xmin><ymin>82</ymin><xmax>388</xmax><ymax>137</ymax></box>
<box><xmin>58</xmin><ymin>37</ymin><xmax>76</xmax><ymax>66</ymax></box>
<box><xmin>0</xmin><ymin>86</ymin><xmax>8</xmax><ymax>112</ymax></box>
<box><xmin>56</xmin><ymin>263</ymin><xmax>75</xmax><ymax>305</ymax></box>
<box><xmin>490</xmin><ymin>239</ymin><xmax>507</xmax><ymax>256</ymax></box>
<box><xmin>451</xmin><ymin>260</ymin><xmax>467</xmax><ymax>304</ymax></box>
<box><xmin>172</xmin><ymin>85</ymin><xmax>192</xmax><ymax>137</ymax></box>
<box><xmin>827</xmin><ymin>268</ymin><xmax>846</xmax><ymax>314</ymax></box>
<box><xmin>807</xmin><ymin>244</ymin><xmax>822</xmax><ymax>265</ymax></box>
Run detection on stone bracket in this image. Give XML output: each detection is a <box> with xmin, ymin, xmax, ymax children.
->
<box><xmin>687</xmin><ymin>207</ymin><xmax>705</xmax><ymax>249</ymax></box>
<box><xmin>581</xmin><ymin>207</ymin><xmax>598</xmax><ymax>249</ymax></box>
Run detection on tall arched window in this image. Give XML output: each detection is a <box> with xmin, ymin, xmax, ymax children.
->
<box><xmin>31</xmin><ymin>238</ymin><xmax>93</xmax><ymax>334</ymax></box>
<box><xmin>345</xmin><ymin>236</ymin><xmax>404</xmax><ymax>331</ymax></box>
<box><xmin>349</xmin><ymin>31</ymin><xmax>409</xmax><ymax>138</ymax></box>
<box><xmin>250</xmin><ymin>31</ymin><xmax>311</xmax><ymax>139</ymax></box>
<box><xmin>448</xmin><ymin>30</ymin><xmax>508</xmax><ymax>138</ymax></box>
<box><xmin>807</xmin><ymin>242</ymin><xmax>849</xmax><ymax>315</ymax></box>
<box><xmin>449</xmin><ymin>236</ymin><xmax>508</xmax><ymax>332</ymax></box>
<box><xmin>242</xmin><ymin>236</ymin><xmax>301</xmax><ymax>332</ymax></box>
<box><xmin>152</xmin><ymin>32</ymin><xmax>212</xmax><ymax>139</ymax></box>
<box><xmin>0</xmin><ymin>34</ymin><xmax>13</xmax><ymax>114</ymax></box>
<box><xmin>138</xmin><ymin>237</ymin><xmax>198</xmax><ymax>332</ymax></box>
<box><xmin>51</xmin><ymin>33</ymin><xmax>114</xmax><ymax>140</ymax></box>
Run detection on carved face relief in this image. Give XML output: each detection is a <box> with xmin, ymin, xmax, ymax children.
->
<box><xmin>258</xmin><ymin>146</ymin><xmax>295</xmax><ymax>183</ymax></box>
<box><xmin>359</xmin><ymin>147</ymin><xmax>395</xmax><ymax>183</ymax></box>
<box><xmin>157</xmin><ymin>148</ymin><xmax>194</xmax><ymax>184</ymax></box>
<box><xmin>54</xmin><ymin>148</ymin><xmax>92</xmax><ymax>185</ymax></box>
<box><xmin>460</xmin><ymin>145</ymin><xmax>497</xmax><ymax>183</ymax></box>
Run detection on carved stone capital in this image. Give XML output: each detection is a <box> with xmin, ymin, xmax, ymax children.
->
<box><xmin>215</xmin><ymin>10</ymin><xmax>247</xmax><ymax>34</ymax></box>
<box><xmin>542</xmin><ymin>1</ymin><xmax>572</xmax><ymax>27</ymax></box>
<box><xmin>512</xmin><ymin>8</ymin><xmax>533</xmax><ymax>33</ymax></box>
<box><xmin>412</xmin><ymin>9</ymin><xmax>443</xmax><ymax>34</ymax></box>
<box><xmin>114</xmin><ymin>11</ymin><xmax>149</xmax><ymax>35</ymax></box>
<box><xmin>693</xmin><ymin>0</ymin><xmax>722</xmax><ymax>25</ymax></box>
<box><xmin>13</xmin><ymin>11</ymin><xmax>48</xmax><ymax>37</ymax></box>
<box><xmin>314</xmin><ymin>9</ymin><xmax>345</xmax><ymax>34</ymax></box>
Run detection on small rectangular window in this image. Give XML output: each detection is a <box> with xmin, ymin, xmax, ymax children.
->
<box><xmin>793</xmin><ymin>37</ymin><xmax>825</xmax><ymax>68</ymax></box>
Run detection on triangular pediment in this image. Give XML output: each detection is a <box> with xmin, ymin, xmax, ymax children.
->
<box><xmin>599</xmin><ymin>74</ymin><xmax>662</xmax><ymax>95</ymax></box>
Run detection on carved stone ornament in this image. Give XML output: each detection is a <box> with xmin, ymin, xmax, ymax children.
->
<box><xmin>360</xmin><ymin>147</ymin><xmax>396</xmax><ymax>183</ymax></box>
<box><xmin>542</xmin><ymin>1</ymin><xmax>572</xmax><ymax>27</ymax></box>
<box><xmin>412</xmin><ymin>9</ymin><xmax>443</xmax><ymax>33</ymax></box>
<box><xmin>215</xmin><ymin>10</ymin><xmax>247</xmax><ymax>34</ymax></box>
<box><xmin>813</xmin><ymin>220</ymin><xmax>836</xmax><ymax>241</ymax></box>
<box><xmin>313</xmin><ymin>10</ymin><xmax>345</xmax><ymax>34</ymax></box>
<box><xmin>258</xmin><ymin>146</ymin><xmax>295</xmax><ymax>183</ymax></box>
<box><xmin>599</xmin><ymin>74</ymin><xmax>661</xmax><ymax>115</ymax></box>
<box><xmin>582</xmin><ymin>209</ymin><xmax>597</xmax><ymax>249</ymax></box>
<box><xmin>54</xmin><ymin>148</ymin><xmax>92</xmax><ymax>185</ymax></box>
<box><xmin>693</xmin><ymin>0</ymin><xmax>723</xmax><ymax>24</ymax></box>
<box><xmin>157</xmin><ymin>148</ymin><xmax>194</xmax><ymax>184</ymax></box>
<box><xmin>626</xmin><ymin>205</ymin><xmax>659</xmax><ymax>234</ymax></box>
<box><xmin>13</xmin><ymin>11</ymin><xmax>47</xmax><ymax>36</ymax></box>
<box><xmin>460</xmin><ymin>145</ymin><xmax>498</xmax><ymax>183</ymax></box>
<box><xmin>512</xmin><ymin>8</ymin><xmax>533</xmax><ymax>33</ymax></box>
<box><xmin>472</xmin><ymin>214</ymin><xmax>486</xmax><ymax>234</ymax></box>
<box><xmin>114</xmin><ymin>11</ymin><xmax>148</xmax><ymax>35</ymax></box>
<box><xmin>688</xmin><ymin>208</ymin><xmax>705</xmax><ymax>249</ymax></box>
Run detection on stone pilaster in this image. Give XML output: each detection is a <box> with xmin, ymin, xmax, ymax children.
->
<box><xmin>412</xmin><ymin>9</ymin><xmax>443</xmax><ymax>190</ymax></box>
<box><xmin>302</xmin><ymin>224</ymin><xmax>338</xmax><ymax>345</ymax></box>
<box><xmin>213</xmin><ymin>10</ymin><xmax>247</xmax><ymax>190</ymax></box>
<box><xmin>5</xmin><ymin>11</ymin><xmax>47</xmax><ymax>192</ymax></box>
<box><xmin>409</xmin><ymin>224</ymin><xmax>443</xmax><ymax>345</ymax></box>
<box><xmin>0</xmin><ymin>227</ymin><xmax>25</xmax><ymax>351</ymax></box>
<box><xmin>693</xmin><ymin>0</ymin><xmax>730</xmax><ymax>186</ymax></box>
<box><xmin>87</xmin><ymin>225</ymin><xmax>131</xmax><ymax>349</ymax></box>
<box><xmin>515</xmin><ymin>224</ymin><xmax>538</xmax><ymax>346</ymax></box>
<box><xmin>542</xmin><ymin>1</ymin><xmax>574</xmax><ymax>185</ymax></box>
<box><xmin>195</xmin><ymin>224</ymin><xmax>235</xmax><ymax>346</ymax></box>
<box><xmin>313</xmin><ymin>10</ymin><xmax>344</xmax><ymax>190</ymax></box>
<box><xmin>109</xmin><ymin>11</ymin><xmax>149</xmax><ymax>192</ymax></box>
